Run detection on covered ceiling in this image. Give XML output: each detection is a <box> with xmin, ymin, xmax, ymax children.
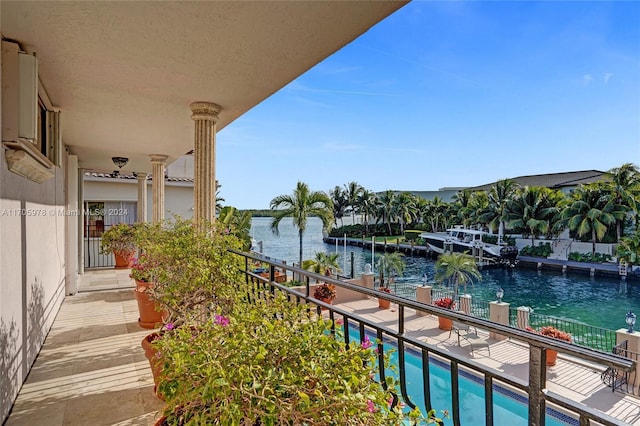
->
<box><xmin>1</xmin><ymin>1</ymin><xmax>406</xmax><ymax>174</ymax></box>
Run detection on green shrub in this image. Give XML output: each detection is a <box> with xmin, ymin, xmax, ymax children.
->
<box><xmin>519</xmin><ymin>243</ymin><xmax>552</xmax><ymax>258</ymax></box>
<box><xmin>100</xmin><ymin>223</ymin><xmax>137</xmax><ymax>254</ymax></box>
<box><xmin>137</xmin><ymin>218</ymin><xmax>244</xmax><ymax>324</ymax></box>
<box><xmin>404</xmin><ymin>230</ymin><xmax>422</xmax><ymax>241</ymax></box>
<box><xmin>156</xmin><ymin>294</ymin><xmax>443</xmax><ymax>425</ymax></box>
<box><xmin>568</xmin><ymin>252</ymin><xmax>612</xmax><ymax>263</ymax></box>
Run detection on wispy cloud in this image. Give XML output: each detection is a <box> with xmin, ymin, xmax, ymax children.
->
<box><xmin>583</xmin><ymin>74</ymin><xmax>594</xmax><ymax>86</ymax></box>
<box><xmin>604</xmin><ymin>73</ymin><xmax>614</xmax><ymax>84</ymax></box>
<box><xmin>321</xmin><ymin>142</ymin><xmax>361</xmax><ymax>151</ymax></box>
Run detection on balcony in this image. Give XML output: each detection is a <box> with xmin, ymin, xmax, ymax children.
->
<box><xmin>5</xmin><ymin>263</ymin><xmax>640</xmax><ymax>426</ymax></box>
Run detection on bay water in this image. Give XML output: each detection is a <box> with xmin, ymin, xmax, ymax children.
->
<box><xmin>251</xmin><ymin>216</ymin><xmax>639</xmax><ymax>331</ymax></box>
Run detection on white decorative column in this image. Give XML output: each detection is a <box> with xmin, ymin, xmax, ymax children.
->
<box><xmin>616</xmin><ymin>328</ymin><xmax>640</xmax><ymax>381</ymax></box>
<box><xmin>191</xmin><ymin>101</ymin><xmax>222</xmax><ymax>226</ymax></box>
<box><xmin>489</xmin><ymin>301</ymin><xmax>510</xmax><ymax>341</ymax></box>
<box><xmin>136</xmin><ymin>172</ymin><xmax>148</xmax><ymax>223</ymax></box>
<box><xmin>416</xmin><ymin>285</ymin><xmax>432</xmax><ymax>317</ymax></box>
<box><xmin>459</xmin><ymin>294</ymin><xmax>472</xmax><ymax>315</ymax></box>
<box><xmin>361</xmin><ymin>265</ymin><xmax>374</xmax><ymax>291</ymax></box>
<box><xmin>150</xmin><ymin>155</ymin><xmax>168</xmax><ymax>223</ymax></box>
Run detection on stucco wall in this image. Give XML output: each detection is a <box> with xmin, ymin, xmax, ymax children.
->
<box><xmin>83</xmin><ymin>179</ymin><xmax>194</xmax><ymax>220</ymax></box>
<box><xmin>0</xmin><ymin>148</ymin><xmax>67</xmax><ymax>422</ymax></box>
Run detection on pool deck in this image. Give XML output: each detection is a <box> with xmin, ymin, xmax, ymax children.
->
<box><xmin>4</xmin><ymin>269</ymin><xmax>640</xmax><ymax>425</ymax></box>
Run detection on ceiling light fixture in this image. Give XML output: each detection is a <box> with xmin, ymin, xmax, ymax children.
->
<box><xmin>112</xmin><ymin>156</ymin><xmax>129</xmax><ymax>169</ymax></box>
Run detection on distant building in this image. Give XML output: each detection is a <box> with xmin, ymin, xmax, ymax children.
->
<box><xmin>468</xmin><ymin>170</ymin><xmax>607</xmax><ymax>194</ymax></box>
<box><xmin>394</xmin><ymin>170</ymin><xmax>608</xmax><ymax>203</ymax></box>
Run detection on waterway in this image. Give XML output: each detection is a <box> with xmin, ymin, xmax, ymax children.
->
<box><xmin>251</xmin><ymin>217</ymin><xmax>639</xmax><ymax>331</ymax></box>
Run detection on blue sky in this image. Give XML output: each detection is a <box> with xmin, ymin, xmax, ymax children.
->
<box><xmin>216</xmin><ymin>1</ymin><xmax>640</xmax><ymax>210</ymax></box>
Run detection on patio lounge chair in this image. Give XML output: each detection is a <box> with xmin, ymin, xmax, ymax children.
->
<box><xmin>450</xmin><ymin>321</ymin><xmax>491</xmax><ymax>357</ymax></box>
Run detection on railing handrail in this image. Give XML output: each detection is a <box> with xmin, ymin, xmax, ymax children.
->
<box><xmin>237</xmin><ymin>249</ymin><xmax>634</xmax><ymax>371</ymax></box>
<box><xmin>236</xmin><ymin>249</ymin><xmax>634</xmax><ymax>426</ymax></box>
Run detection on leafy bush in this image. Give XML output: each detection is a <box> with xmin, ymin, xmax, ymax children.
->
<box><xmin>519</xmin><ymin>243</ymin><xmax>552</xmax><ymax>258</ymax></box>
<box><xmin>330</xmin><ymin>223</ymin><xmax>403</xmax><ymax>238</ymax></box>
<box><xmin>404</xmin><ymin>230</ymin><xmax>422</xmax><ymax>241</ymax></box>
<box><xmin>136</xmin><ymin>218</ymin><xmax>244</xmax><ymax>324</ymax></box>
<box><xmin>156</xmin><ymin>294</ymin><xmax>442</xmax><ymax>425</ymax></box>
<box><xmin>100</xmin><ymin>223</ymin><xmax>137</xmax><ymax>254</ymax></box>
<box><xmin>568</xmin><ymin>252</ymin><xmax>612</xmax><ymax>263</ymax></box>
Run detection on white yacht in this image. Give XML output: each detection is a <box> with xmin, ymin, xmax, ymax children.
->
<box><xmin>419</xmin><ymin>227</ymin><xmax>519</xmax><ymax>266</ymax></box>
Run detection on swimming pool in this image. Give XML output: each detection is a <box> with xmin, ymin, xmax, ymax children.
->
<box><xmin>347</xmin><ymin>326</ymin><xmax>576</xmax><ymax>426</ymax></box>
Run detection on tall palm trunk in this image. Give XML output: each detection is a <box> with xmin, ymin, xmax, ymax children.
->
<box><xmin>591</xmin><ymin>228</ymin><xmax>597</xmax><ymax>256</ymax></box>
<box><xmin>298</xmin><ymin>229</ymin><xmax>304</xmax><ymax>267</ymax></box>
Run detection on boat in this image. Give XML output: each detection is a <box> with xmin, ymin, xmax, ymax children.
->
<box><xmin>419</xmin><ymin>227</ymin><xmax>519</xmax><ymax>266</ymax></box>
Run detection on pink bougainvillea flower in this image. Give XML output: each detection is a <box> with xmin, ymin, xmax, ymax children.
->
<box><xmin>361</xmin><ymin>336</ymin><xmax>372</xmax><ymax>349</ymax></box>
<box><xmin>214</xmin><ymin>314</ymin><xmax>230</xmax><ymax>326</ymax></box>
<box><xmin>335</xmin><ymin>318</ymin><xmax>344</xmax><ymax>326</ymax></box>
<box><xmin>367</xmin><ymin>400</ymin><xmax>375</xmax><ymax>413</ymax></box>
<box><xmin>165</xmin><ymin>322</ymin><xmax>175</xmax><ymax>330</ymax></box>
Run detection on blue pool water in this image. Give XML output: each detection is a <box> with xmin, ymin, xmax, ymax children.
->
<box><xmin>347</xmin><ymin>326</ymin><xmax>574</xmax><ymax>426</ymax></box>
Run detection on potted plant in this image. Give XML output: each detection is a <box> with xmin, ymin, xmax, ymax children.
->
<box><xmin>154</xmin><ymin>293</ymin><xmax>442</xmax><ymax>425</ymax></box>
<box><xmin>100</xmin><ymin>223</ymin><xmax>137</xmax><ymax>268</ymax></box>
<box><xmin>527</xmin><ymin>326</ymin><xmax>572</xmax><ymax>366</ymax></box>
<box><xmin>313</xmin><ymin>282</ymin><xmax>337</xmax><ymax>308</ymax></box>
<box><xmin>434</xmin><ymin>297</ymin><xmax>456</xmax><ymax>331</ymax></box>
<box><xmin>539</xmin><ymin>325</ymin><xmax>571</xmax><ymax>366</ymax></box>
<box><xmin>130</xmin><ymin>254</ymin><xmax>166</xmax><ymax>329</ymax></box>
<box><xmin>378</xmin><ymin>285</ymin><xmax>392</xmax><ymax>309</ymax></box>
<box><xmin>137</xmin><ymin>218</ymin><xmax>244</xmax><ymax>325</ymax></box>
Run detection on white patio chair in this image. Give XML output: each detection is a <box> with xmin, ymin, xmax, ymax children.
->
<box><xmin>450</xmin><ymin>321</ymin><xmax>490</xmax><ymax>357</ymax></box>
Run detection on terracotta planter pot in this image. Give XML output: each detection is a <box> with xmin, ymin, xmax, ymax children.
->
<box><xmin>546</xmin><ymin>349</ymin><xmax>558</xmax><ymax>366</ymax></box>
<box><xmin>134</xmin><ymin>282</ymin><xmax>166</xmax><ymax>329</ymax></box>
<box><xmin>142</xmin><ymin>332</ymin><xmax>165</xmax><ymax>400</ymax></box>
<box><xmin>114</xmin><ymin>250</ymin><xmax>135</xmax><ymax>268</ymax></box>
<box><xmin>378</xmin><ymin>298</ymin><xmax>391</xmax><ymax>309</ymax></box>
<box><xmin>438</xmin><ymin>317</ymin><xmax>453</xmax><ymax>331</ymax></box>
<box><xmin>316</xmin><ymin>296</ymin><xmax>335</xmax><ymax>311</ymax></box>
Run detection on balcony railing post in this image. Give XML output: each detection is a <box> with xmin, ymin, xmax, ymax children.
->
<box><xmin>528</xmin><ymin>344</ymin><xmax>546</xmax><ymax>426</ymax></box>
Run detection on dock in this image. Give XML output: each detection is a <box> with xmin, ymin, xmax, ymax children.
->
<box><xmin>323</xmin><ymin>236</ymin><xmax>638</xmax><ymax>281</ymax></box>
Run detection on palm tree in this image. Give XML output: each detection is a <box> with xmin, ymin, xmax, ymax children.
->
<box><xmin>561</xmin><ymin>185</ymin><xmax>616</xmax><ymax>255</ymax></box>
<box><xmin>356</xmin><ymin>189</ymin><xmax>377</xmax><ymax>235</ymax></box>
<box><xmin>344</xmin><ymin>181</ymin><xmax>364</xmax><ymax>224</ymax></box>
<box><xmin>616</xmin><ymin>230</ymin><xmax>640</xmax><ymax>267</ymax></box>
<box><xmin>217</xmin><ymin>206</ymin><xmax>252</xmax><ymax>250</ymax></box>
<box><xmin>376</xmin><ymin>252</ymin><xmax>405</xmax><ymax>287</ymax></box>
<box><xmin>604</xmin><ymin>163</ymin><xmax>640</xmax><ymax>239</ymax></box>
<box><xmin>506</xmin><ymin>186</ymin><xmax>561</xmax><ymax>245</ymax></box>
<box><xmin>434</xmin><ymin>252</ymin><xmax>482</xmax><ymax>296</ymax></box>
<box><xmin>452</xmin><ymin>190</ymin><xmax>473</xmax><ymax>227</ymax></box>
<box><xmin>430</xmin><ymin>196</ymin><xmax>448</xmax><ymax>232</ymax></box>
<box><xmin>329</xmin><ymin>185</ymin><xmax>348</xmax><ymax>227</ymax></box>
<box><xmin>302</xmin><ymin>252</ymin><xmax>342</xmax><ymax>281</ymax></box>
<box><xmin>376</xmin><ymin>190</ymin><xmax>396</xmax><ymax>235</ymax></box>
<box><xmin>479</xmin><ymin>179</ymin><xmax>518</xmax><ymax>242</ymax></box>
<box><xmin>392</xmin><ymin>192</ymin><xmax>418</xmax><ymax>234</ymax></box>
<box><xmin>270</xmin><ymin>182</ymin><xmax>333</xmax><ymax>267</ymax></box>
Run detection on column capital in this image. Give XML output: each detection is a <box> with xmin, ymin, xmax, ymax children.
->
<box><xmin>135</xmin><ymin>172</ymin><xmax>148</xmax><ymax>181</ymax></box>
<box><xmin>190</xmin><ymin>102</ymin><xmax>222</xmax><ymax>122</ymax></box>
<box><xmin>149</xmin><ymin>154</ymin><xmax>168</xmax><ymax>164</ymax></box>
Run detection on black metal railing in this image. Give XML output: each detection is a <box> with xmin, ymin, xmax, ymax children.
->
<box><xmin>364</xmin><ymin>280</ymin><xmax>620</xmax><ymax>354</ymax></box>
<box><xmin>234</xmin><ymin>249</ymin><xmax>635</xmax><ymax>426</ymax></box>
<box><xmin>84</xmin><ymin>222</ymin><xmax>115</xmax><ymax>268</ymax></box>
